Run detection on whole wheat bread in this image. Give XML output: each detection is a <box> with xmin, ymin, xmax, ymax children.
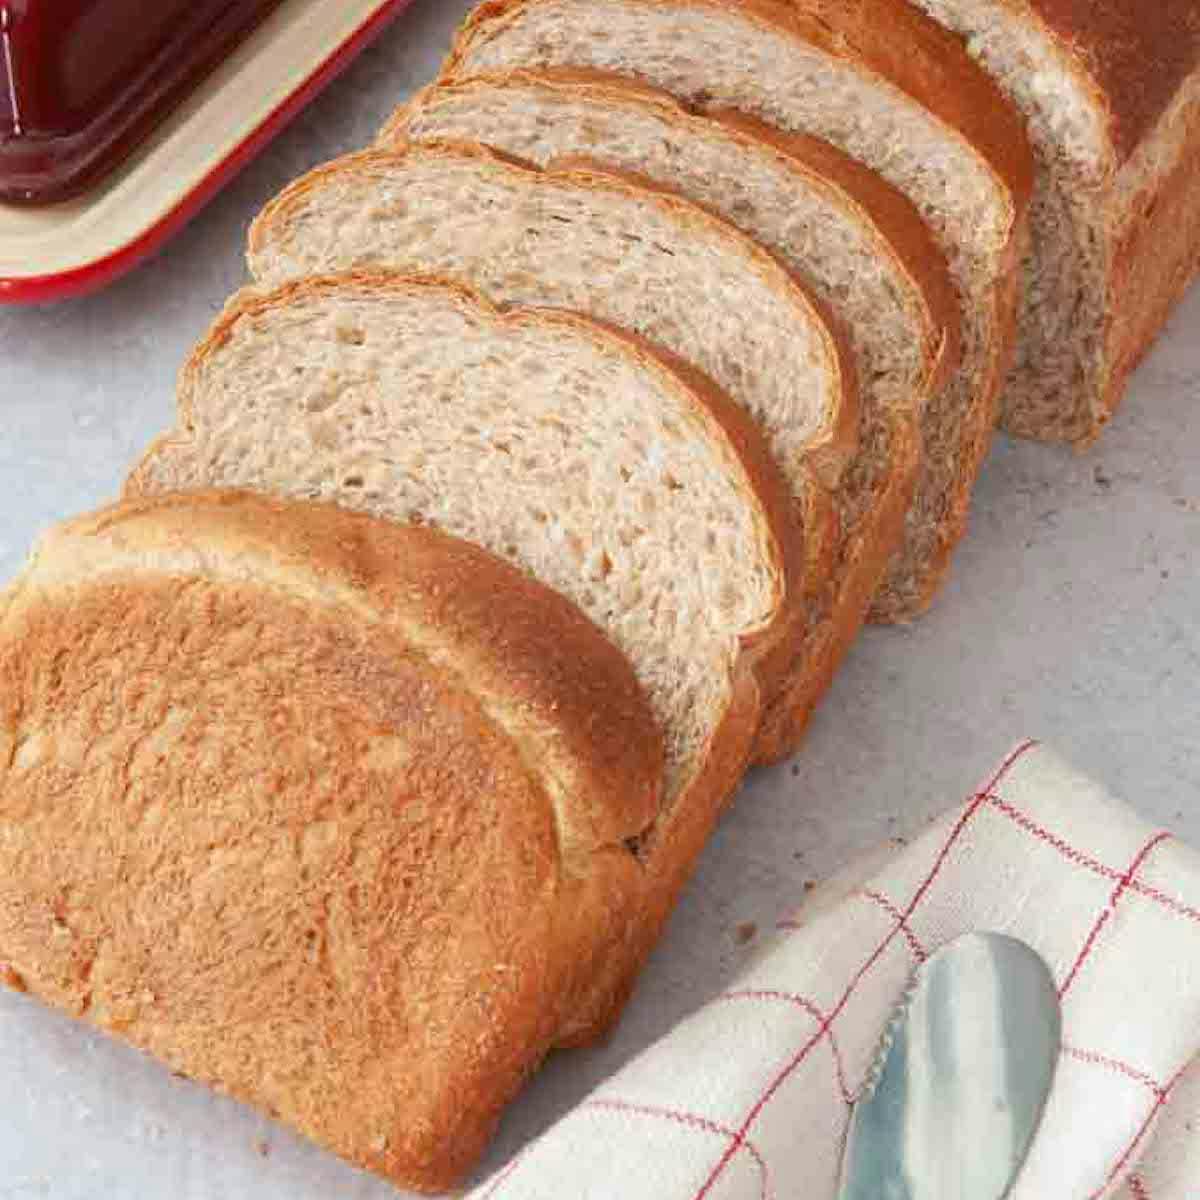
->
<box><xmin>384</xmin><ymin>68</ymin><xmax>961</xmax><ymax>758</ymax></box>
<box><xmin>126</xmin><ymin>271</ymin><xmax>810</xmax><ymax>1048</ymax></box>
<box><xmin>441</xmin><ymin>0</ymin><xmax>1035</xmax><ymax>620</ymax></box>
<box><xmin>907</xmin><ymin>0</ymin><xmax>1200</xmax><ymax>445</ymax></box>
<box><xmin>246</xmin><ymin>139</ymin><xmax>857</xmax><ymax>500</ymax></box>
<box><xmin>0</xmin><ymin>490</ymin><xmax>664</xmax><ymax>1193</ymax></box>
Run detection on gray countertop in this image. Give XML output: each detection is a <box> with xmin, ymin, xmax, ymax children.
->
<box><xmin>0</xmin><ymin>1</ymin><xmax>1197</xmax><ymax>1193</ymax></box>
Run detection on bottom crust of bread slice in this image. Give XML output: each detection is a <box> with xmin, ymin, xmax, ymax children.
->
<box><xmin>126</xmin><ymin>272</ymin><xmax>809</xmax><ymax>1044</ymax></box>
<box><xmin>384</xmin><ymin>69</ymin><xmax>962</xmax><ymax>761</ymax></box>
<box><xmin>0</xmin><ymin>491</ymin><xmax>664</xmax><ymax>1192</ymax></box>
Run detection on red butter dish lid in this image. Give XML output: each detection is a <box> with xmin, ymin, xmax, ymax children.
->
<box><xmin>0</xmin><ymin>1</ymin><xmax>285</xmax><ymax>205</ymax></box>
<box><xmin>0</xmin><ymin>0</ymin><xmax>413</xmax><ymax>303</ymax></box>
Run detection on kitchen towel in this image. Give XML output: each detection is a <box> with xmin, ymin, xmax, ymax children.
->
<box><xmin>469</xmin><ymin>741</ymin><xmax>1200</xmax><ymax>1199</ymax></box>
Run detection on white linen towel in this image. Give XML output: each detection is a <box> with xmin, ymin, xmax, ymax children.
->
<box><xmin>469</xmin><ymin>741</ymin><xmax>1200</xmax><ymax>1200</ymax></box>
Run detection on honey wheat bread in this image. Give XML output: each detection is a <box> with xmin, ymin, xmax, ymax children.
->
<box><xmin>126</xmin><ymin>271</ymin><xmax>809</xmax><ymax>1041</ymax></box>
<box><xmin>246</xmin><ymin>139</ymin><xmax>858</xmax><ymax>498</ymax></box>
<box><xmin>0</xmin><ymin>490</ymin><xmax>665</xmax><ymax>1193</ymax></box>
<box><xmin>441</xmin><ymin>0</ymin><xmax>1035</xmax><ymax>620</ymax></box>
<box><xmin>384</xmin><ymin>68</ymin><xmax>961</xmax><ymax>758</ymax></box>
<box><xmin>907</xmin><ymin>0</ymin><xmax>1200</xmax><ymax>445</ymax></box>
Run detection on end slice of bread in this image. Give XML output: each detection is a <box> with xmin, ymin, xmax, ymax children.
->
<box><xmin>441</xmin><ymin>0</ymin><xmax>1035</xmax><ymax>620</ymax></box>
<box><xmin>0</xmin><ymin>490</ymin><xmax>664</xmax><ymax>1192</ymax></box>
<box><xmin>384</xmin><ymin>68</ymin><xmax>961</xmax><ymax>759</ymax></box>
<box><xmin>125</xmin><ymin>271</ymin><xmax>812</xmax><ymax>1045</ymax></box>
<box><xmin>910</xmin><ymin>0</ymin><xmax>1200</xmax><ymax>445</ymax></box>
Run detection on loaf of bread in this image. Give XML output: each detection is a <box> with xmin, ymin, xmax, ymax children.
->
<box><xmin>440</xmin><ymin>0</ymin><xmax>1035</xmax><ymax>620</ymax></box>
<box><xmin>907</xmin><ymin>0</ymin><xmax>1200</xmax><ymax>445</ymax></box>
<box><xmin>383</xmin><ymin>68</ymin><xmax>961</xmax><ymax>758</ymax></box>
<box><xmin>13</xmin><ymin>2</ymin><xmax>1193</xmax><ymax>1191</ymax></box>
<box><xmin>0</xmin><ymin>490</ymin><xmax>665</xmax><ymax>1193</ymax></box>
<box><xmin>127</xmin><ymin>270</ymin><xmax>812</xmax><ymax>1045</ymax></box>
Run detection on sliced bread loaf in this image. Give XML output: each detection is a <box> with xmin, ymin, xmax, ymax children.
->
<box><xmin>0</xmin><ymin>490</ymin><xmax>664</xmax><ymax>1192</ymax></box>
<box><xmin>907</xmin><ymin>0</ymin><xmax>1200</xmax><ymax>444</ymax></box>
<box><xmin>440</xmin><ymin>0</ymin><xmax>1035</xmax><ymax>620</ymax></box>
<box><xmin>384</xmin><ymin>68</ymin><xmax>961</xmax><ymax>758</ymax></box>
<box><xmin>125</xmin><ymin>272</ymin><xmax>808</xmax><ymax>1040</ymax></box>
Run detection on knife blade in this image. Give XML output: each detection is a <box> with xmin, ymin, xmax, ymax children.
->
<box><xmin>838</xmin><ymin>933</ymin><xmax>1060</xmax><ymax>1200</ymax></box>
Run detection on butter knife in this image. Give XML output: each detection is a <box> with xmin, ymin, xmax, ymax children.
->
<box><xmin>838</xmin><ymin>933</ymin><xmax>1060</xmax><ymax>1200</ymax></box>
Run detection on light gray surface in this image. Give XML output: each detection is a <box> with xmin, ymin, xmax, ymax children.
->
<box><xmin>0</xmin><ymin>1</ymin><xmax>1197</xmax><ymax>1192</ymax></box>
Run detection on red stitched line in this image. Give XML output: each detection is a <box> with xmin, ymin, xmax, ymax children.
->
<box><xmin>584</xmin><ymin>1099</ymin><xmax>773</xmax><ymax>1200</ymax></box>
<box><xmin>1126</xmin><ymin>877</ymin><xmax>1200</xmax><ymax>925</ymax></box>
<box><xmin>987</xmin><ymin>798</ymin><xmax>1200</xmax><ymax>927</ymax></box>
<box><xmin>1086</xmin><ymin>1061</ymin><xmax>1190</xmax><ymax>1200</ymax></box>
<box><xmin>687</xmin><ymin>742</ymin><xmax>1040</xmax><ymax>1200</ymax></box>
<box><xmin>987</xmin><ymin>795</ymin><xmax>1125</xmax><ymax>880</ymax></box>
<box><xmin>717</xmin><ymin>989</ymin><xmax>853</xmax><ymax>1105</ymax></box>
<box><xmin>480</xmin><ymin>1148</ymin><xmax>527</xmax><ymax>1199</ymax></box>
<box><xmin>1061</xmin><ymin>1045</ymin><xmax>1167</xmax><ymax>1100</ymax></box>
<box><xmin>1059</xmin><ymin>833</ymin><xmax>1173</xmax><ymax>998</ymax></box>
<box><xmin>862</xmin><ymin>890</ymin><xmax>928</xmax><ymax>962</ymax></box>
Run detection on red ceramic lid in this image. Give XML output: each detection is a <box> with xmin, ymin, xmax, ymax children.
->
<box><xmin>0</xmin><ymin>0</ymin><xmax>413</xmax><ymax>303</ymax></box>
<box><xmin>0</xmin><ymin>1</ymin><xmax>287</xmax><ymax>205</ymax></box>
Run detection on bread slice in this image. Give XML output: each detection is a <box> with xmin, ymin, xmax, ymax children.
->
<box><xmin>0</xmin><ymin>489</ymin><xmax>664</xmax><ymax>1192</ymax></box>
<box><xmin>384</xmin><ymin>68</ymin><xmax>961</xmax><ymax>759</ymax></box>
<box><xmin>126</xmin><ymin>271</ymin><xmax>808</xmax><ymax>1039</ymax></box>
<box><xmin>908</xmin><ymin>0</ymin><xmax>1200</xmax><ymax>445</ymax></box>
<box><xmin>441</xmin><ymin>0</ymin><xmax>1035</xmax><ymax>620</ymax></box>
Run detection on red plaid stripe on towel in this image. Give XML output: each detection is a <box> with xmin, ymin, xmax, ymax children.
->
<box><xmin>470</xmin><ymin>742</ymin><xmax>1200</xmax><ymax>1200</ymax></box>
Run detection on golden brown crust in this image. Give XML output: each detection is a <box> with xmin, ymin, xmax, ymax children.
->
<box><xmin>246</xmin><ymin>138</ymin><xmax>859</xmax><ymax>492</ymax></box>
<box><xmin>755</xmin><ymin>405</ymin><xmax>921</xmax><ymax>761</ymax></box>
<box><xmin>0</xmin><ymin>491</ymin><xmax>666</xmax><ymax>1192</ymax></box>
<box><xmin>95</xmin><ymin>491</ymin><xmax>664</xmax><ymax>854</ymax></box>
<box><xmin>561</xmin><ymin>652</ymin><xmax>763</xmax><ymax>1042</ymax></box>
<box><xmin>1011</xmin><ymin>0</ymin><xmax>1200</xmax><ymax>164</ymax></box>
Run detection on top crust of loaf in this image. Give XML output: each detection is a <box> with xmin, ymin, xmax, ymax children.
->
<box><xmin>446</xmin><ymin>0</ymin><xmax>1035</xmax><ymax>208</ymax></box>
<box><xmin>0</xmin><ymin>490</ymin><xmax>666</xmax><ymax>1191</ymax></box>
<box><xmin>1013</xmin><ymin>0</ymin><xmax>1200</xmax><ymax>162</ymax></box>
